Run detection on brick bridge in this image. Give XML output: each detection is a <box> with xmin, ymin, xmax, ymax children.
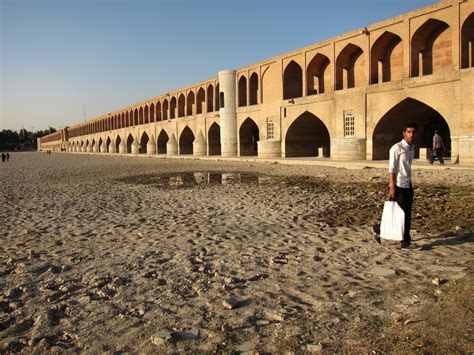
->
<box><xmin>40</xmin><ymin>0</ymin><xmax>474</xmax><ymax>164</ymax></box>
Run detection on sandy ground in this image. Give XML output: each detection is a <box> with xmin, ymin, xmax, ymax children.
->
<box><xmin>0</xmin><ymin>152</ymin><xmax>472</xmax><ymax>354</ymax></box>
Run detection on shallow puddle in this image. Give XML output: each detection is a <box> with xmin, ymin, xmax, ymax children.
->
<box><xmin>116</xmin><ymin>171</ymin><xmax>277</xmax><ymax>188</ymax></box>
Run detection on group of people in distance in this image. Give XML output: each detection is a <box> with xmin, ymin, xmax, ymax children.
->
<box><xmin>1</xmin><ymin>153</ymin><xmax>10</xmax><ymax>162</ymax></box>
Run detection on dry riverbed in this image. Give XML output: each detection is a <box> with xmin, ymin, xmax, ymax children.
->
<box><xmin>0</xmin><ymin>152</ymin><xmax>472</xmax><ymax>353</ymax></box>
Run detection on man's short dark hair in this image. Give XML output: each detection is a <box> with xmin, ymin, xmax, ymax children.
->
<box><xmin>403</xmin><ymin>122</ymin><xmax>417</xmax><ymax>131</ymax></box>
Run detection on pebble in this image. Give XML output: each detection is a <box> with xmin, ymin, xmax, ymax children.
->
<box><xmin>369</xmin><ymin>267</ymin><xmax>396</xmax><ymax>277</ymax></box>
<box><xmin>306</xmin><ymin>343</ymin><xmax>324</xmax><ymax>352</ymax></box>
<box><xmin>222</xmin><ymin>298</ymin><xmax>238</xmax><ymax>310</ymax></box>
<box><xmin>150</xmin><ymin>330</ymin><xmax>172</xmax><ymax>346</ymax></box>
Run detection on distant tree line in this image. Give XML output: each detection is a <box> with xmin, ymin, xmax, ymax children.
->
<box><xmin>0</xmin><ymin>128</ymin><xmax>57</xmax><ymax>151</ymax></box>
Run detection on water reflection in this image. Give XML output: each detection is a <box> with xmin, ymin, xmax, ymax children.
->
<box><xmin>118</xmin><ymin>171</ymin><xmax>279</xmax><ymax>188</ymax></box>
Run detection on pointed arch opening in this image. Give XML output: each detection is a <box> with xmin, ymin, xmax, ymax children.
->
<box><xmin>215</xmin><ymin>84</ymin><xmax>220</xmax><ymax>110</ymax></box>
<box><xmin>126</xmin><ymin>134</ymin><xmax>134</xmax><ymax>154</ymax></box>
<box><xmin>179</xmin><ymin>126</ymin><xmax>194</xmax><ymax>155</ymax></box>
<box><xmin>249</xmin><ymin>73</ymin><xmax>259</xmax><ymax>105</ymax></box>
<box><xmin>336</xmin><ymin>44</ymin><xmax>364</xmax><ymax>90</ymax></box>
<box><xmin>283</xmin><ymin>60</ymin><xmax>303</xmax><ymax>99</ymax></box>
<box><xmin>178</xmin><ymin>94</ymin><xmax>186</xmax><ymax>117</ymax></box>
<box><xmin>134</xmin><ymin>108</ymin><xmax>139</xmax><ymax>126</ymax></box>
<box><xmin>411</xmin><ymin>19</ymin><xmax>451</xmax><ymax>77</ymax></box>
<box><xmin>307</xmin><ymin>54</ymin><xmax>330</xmax><ymax>95</ymax></box>
<box><xmin>157</xmin><ymin>129</ymin><xmax>168</xmax><ymax>154</ymax></box>
<box><xmin>196</xmin><ymin>88</ymin><xmax>205</xmax><ymax>114</ymax></box>
<box><xmin>187</xmin><ymin>91</ymin><xmax>195</xmax><ymax>116</ymax></box>
<box><xmin>150</xmin><ymin>103</ymin><xmax>155</xmax><ymax>123</ymax></box>
<box><xmin>239</xmin><ymin>117</ymin><xmax>259</xmax><ymax>156</ymax></box>
<box><xmin>285</xmin><ymin>112</ymin><xmax>330</xmax><ymax>157</ymax></box>
<box><xmin>208</xmin><ymin>122</ymin><xmax>221</xmax><ymax>156</ymax></box>
<box><xmin>371</xmin><ymin>31</ymin><xmax>403</xmax><ymax>84</ymax></box>
<box><xmin>170</xmin><ymin>97</ymin><xmax>177</xmax><ymax>119</ymax></box>
<box><xmin>372</xmin><ymin>98</ymin><xmax>451</xmax><ymax>160</ymax></box>
<box><xmin>162</xmin><ymin>99</ymin><xmax>168</xmax><ymax>120</ymax></box>
<box><xmin>207</xmin><ymin>84</ymin><xmax>214</xmax><ymax>112</ymax></box>
<box><xmin>155</xmin><ymin>101</ymin><xmax>161</xmax><ymax>121</ymax></box>
<box><xmin>106</xmin><ymin>136</ymin><xmax>112</xmax><ymax>153</ymax></box>
<box><xmin>144</xmin><ymin>105</ymin><xmax>149</xmax><ymax>124</ymax></box>
<box><xmin>115</xmin><ymin>135</ymin><xmax>122</xmax><ymax>153</ymax></box>
<box><xmin>140</xmin><ymin>132</ymin><xmax>149</xmax><ymax>154</ymax></box>
<box><xmin>461</xmin><ymin>13</ymin><xmax>474</xmax><ymax>69</ymax></box>
<box><xmin>238</xmin><ymin>76</ymin><xmax>247</xmax><ymax>107</ymax></box>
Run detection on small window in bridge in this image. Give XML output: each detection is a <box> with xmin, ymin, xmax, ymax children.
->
<box><xmin>267</xmin><ymin>119</ymin><xmax>274</xmax><ymax>139</ymax></box>
<box><xmin>344</xmin><ymin>110</ymin><xmax>355</xmax><ymax>137</ymax></box>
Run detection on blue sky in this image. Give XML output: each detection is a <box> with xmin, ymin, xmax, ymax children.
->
<box><xmin>1</xmin><ymin>0</ymin><xmax>435</xmax><ymax>131</ymax></box>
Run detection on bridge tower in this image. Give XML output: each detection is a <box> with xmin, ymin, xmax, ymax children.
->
<box><xmin>218</xmin><ymin>70</ymin><xmax>237</xmax><ymax>157</ymax></box>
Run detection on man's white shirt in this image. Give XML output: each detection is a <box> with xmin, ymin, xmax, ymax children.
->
<box><xmin>388</xmin><ymin>139</ymin><xmax>414</xmax><ymax>188</ymax></box>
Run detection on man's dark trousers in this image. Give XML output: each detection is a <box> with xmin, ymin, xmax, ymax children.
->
<box><xmin>395</xmin><ymin>185</ymin><xmax>414</xmax><ymax>244</ymax></box>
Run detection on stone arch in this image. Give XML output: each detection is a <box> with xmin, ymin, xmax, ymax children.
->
<box><xmin>139</xmin><ymin>107</ymin><xmax>144</xmax><ymax>125</ymax></box>
<box><xmin>106</xmin><ymin>136</ymin><xmax>112</xmax><ymax>153</ymax></box>
<box><xmin>134</xmin><ymin>108</ymin><xmax>139</xmax><ymax>126</ymax></box>
<box><xmin>92</xmin><ymin>139</ymin><xmax>96</xmax><ymax>152</ymax></box>
<box><xmin>157</xmin><ymin>129</ymin><xmax>168</xmax><ymax>154</ymax></box>
<box><xmin>150</xmin><ymin>103</ymin><xmax>155</xmax><ymax>123</ymax></box>
<box><xmin>411</xmin><ymin>18</ymin><xmax>451</xmax><ymax>77</ymax></box>
<box><xmin>461</xmin><ymin>13</ymin><xmax>474</xmax><ymax>69</ymax></box>
<box><xmin>162</xmin><ymin>99</ymin><xmax>168</xmax><ymax>120</ymax></box>
<box><xmin>207</xmin><ymin>84</ymin><xmax>214</xmax><ymax>112</ymax></box>
<box><xmin>126</xmin><ymin>133</ymin><xmax>134</xmax><ymax>154</ymax></box>
<box><xmin>283</xmin><ymin>60</ymin><xmax>303</xmax><ymax>99</ymax></box>
<box><xmin>196</xmin><ymin>87</ymin><xmax>205</xmax><ymax>114</ymax></box>
<box><xmin>306</xmin><ymin>53</ymin><xmax>330</xmax><ymax>95</ymax></box>
<box><xmin>208</xmin><ymin>122</ymin><xmax>221</xmax><ymax>156</ymax></box>
<box><xmin>170</xmin><ymin>97</ymin><xmax>177</xmax><ymax>119</ymax></box>
<box><xmin>215</xmin><ymin>84</ymin><xmax>220</xmax><ymax>110</ymax></box>
<box><xmin>239</xmin><ymin>117</ymin><xmax>259</xmax><ymax>156</ymax></box>
<box><xmin>115</xmin><ymin>135</ymin><xmax>122</xmax><ymax>153</ymax></box>
<box><xmin>140</xmin><ymin>131</ymin><xmax>149</xmax><ymax>154</ymax></box>
<box><xmin>144</xmin><ymin>105</ymin><xmax>149</xmax><ymax>124</ymax></box>
<box><xmin>336</xmin><ymin>43</ymin><xmax>364</xmax><ymax>90</ymax></box>
<box><xmin>249</xmin><ymin>73</ymin><xmax>259</xmax><ymax>105</ymax></box>
<box><xmin>178</xmin><ymin>94</ymin><xmax>186</xmax><ymax>117</ymax></box>
<box><xmin>371</xmin><ymin>31</ymin><xmax>403</xmax><ymax>84</ymax></box>
<box><xmin>156</xmin><ymin>101</ymin><xmax>161</xmax><ymax>121</ymax></box>
<box><xmin>372</xmin><ymin>98</ymin><xmax>451</xmax><ymax>160</ymax></box>
<box><xmin>285</xmin><ymin>111</ymin><xmax>330</xmax><ymax>157</ymax></box>
<box><xmin>125</xmin><ymin>112</ymin><xmax>129</xmax><ymax>127</ymax></box>
<box><xmin>179</xmin><ymin>126</ymin><xmax>194</xmax><ymax>155</ymax></box>
<box><xmin>238</xmin><ymin>75</ymin><xmax>247</xmax><ymax>107</ymax></box>
<box><xmin>187</xmin><ymin>91</ymin><xmax>195</xmax><ymax>116</ymax></box>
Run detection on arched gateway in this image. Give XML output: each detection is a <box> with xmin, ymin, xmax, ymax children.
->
<box><xmin>285</xmin><ymin>112</ymin><xmax>330</xmax><ymax>158</ymax></box>
<box><xmin>372</xmin><ymin>98</ymin><xmax>451</xmax><ymax>160</ymax></box>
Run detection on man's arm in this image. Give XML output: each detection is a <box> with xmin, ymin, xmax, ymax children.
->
<box><xmin>389</xmin><ymin>172</ymin><xmax>396</xmax><ymax>199</ymax></box>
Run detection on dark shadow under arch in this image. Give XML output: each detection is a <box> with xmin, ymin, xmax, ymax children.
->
<box><xmin>372</xmin><ymin>98</ymin><xmax>451</xmax><ymax>160</ymax></box>
<box><xmin>285</xmin><ymin>112</ymin><xmax>330</xmax><ymax>157</ymax></box>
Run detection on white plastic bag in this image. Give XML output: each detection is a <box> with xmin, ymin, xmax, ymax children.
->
<box><xmin>380</xmin><ymin>201</ymin><xmax>405</xmax><ymax>241</ymax></box>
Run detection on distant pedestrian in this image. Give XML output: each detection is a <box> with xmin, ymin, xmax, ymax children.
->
<box><xmin>6</xmin><ymin>153</ymin><xmax>9</xmax><ymax>162</ymax></box>
<box><xmin>429</xmin><ymin>129</ymin><xmax>445</xmax><ymax>165</ymax></box>
<box><xmin>1</xmin><ymin>153</ymin><xmax>5</xmax><ymax>162</ymax></box>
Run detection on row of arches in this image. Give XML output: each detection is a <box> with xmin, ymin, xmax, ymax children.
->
<box><xmin>283</xmin><ymin>15</ymin><xmax>474</xmax><ymax>99</ymax></box>
<box><xmin>68</xmin><ymin>83</ymin><xmax>224</xmax><ymax>139</ymax></box>
<box><xmin>69</xmin><ymin>119</ymin><xmax>259</xmax><ymax>157</ymax></box>
<box><xmin>67</xmin><ymin>98</ymin><xmax>451</xmax><ymax>161</ymax></box>
<box><xmin>65</xmin><ymin>14</ymin><xmax>473</xmax><ymax>141</ymax></box>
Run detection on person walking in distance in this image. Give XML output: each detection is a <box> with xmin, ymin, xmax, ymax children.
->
<box><xmin>6</xmin><ymin>153</ymin><xmax>10</xmax><ymax>162</ymax></box>
<box><xmin>373</xmin><ymin>122</ymin><xmax>417</xmax><ymax>249</ymax></box>
<box><xmin>429</xmin><ymin>129</ymin><xmax>445</xmax><ymax>165</ymax></box>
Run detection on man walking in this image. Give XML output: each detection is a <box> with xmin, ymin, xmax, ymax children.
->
<box><xmin>429</xmin><ymin>129</ymin><xmax>445</xmax><ymax>165</ymax></box>
<box><xmin>373</xmin><ymin>122</ymin><xmax>417</xmax><ymax>249</ymax></box>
